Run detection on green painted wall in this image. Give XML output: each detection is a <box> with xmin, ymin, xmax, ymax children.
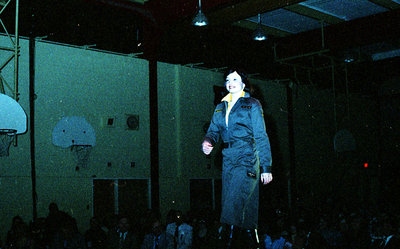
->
<box><xmin>0</xmin><ymin>35</ymin><xmax>34</xmax><ymax>241</ymax></box>
<box><xmin>0</xmin><ymin>37</ymin><xmax>150</xmax><ymax>239</ymax></box>
<box><xmin>0</xmin><ymin>34</ymin><xmax>383</xmax><ymax>242</ymax></box>
<box><xmin>157</xmin><ymin>64</ymin><xmax>224</xmax><ymax>220</ymax></box>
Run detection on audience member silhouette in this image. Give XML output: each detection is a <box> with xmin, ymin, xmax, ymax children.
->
<box><xmin>107</xmin><ymin>215</ymin><xmax>139</xmax><ymax>249</ymax></box>
<box><xmin>84</xmin><ymin>216</ymin><xmax>107</xmax><ymax>249</ymax></box>
<box><xmin>51</xmin><ymin>218</ymin><xmax>86</xmax><ymax>249</ymax></box>
<box><xmin>2</xmin><ymin>197</ymin><xmax>400</xmax><ymax>249</ymax></box>
<box><xmin>166</xmin><ymin>210</ymin><xmax>193</xmax><ymax>249</ymax></box>
<box><xmin>29</xmin><ymin>217</ymin><xmax>48</xmax><ymax>249</ymax></box>
<box><xmin>141</xmin><ymin>218</ymin><xmax>173</xmax><ymax>249</ymax></box>
<box><xmin>45</xmin><ymin>202</ymin><xmax>74</xmax><ymax>245</ymax></box>
<box><xmin>5</xmin><ymin>215</ymin><xmax>30</xmax><ymax>249</ymax></box>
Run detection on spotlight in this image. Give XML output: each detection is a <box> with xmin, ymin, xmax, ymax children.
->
<box><xmin>192</xmin><ymin>0</ymin><xmax>208</xmax><ymax>27</ymax></box>
<box><xmin>252</xmin><ymin>13</ymin><xmax>267</xmax><ymax>41</ymax></box>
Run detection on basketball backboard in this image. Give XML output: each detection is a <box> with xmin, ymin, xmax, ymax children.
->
<box><xmin>0</xmin><ymin>93</ymin><xmax>27</xmax><ymax>134</ymax></box>
<box><xmin>52</xmin><ymin>116</ymin><xmax>96</xmax><ymax>148</ymax></box>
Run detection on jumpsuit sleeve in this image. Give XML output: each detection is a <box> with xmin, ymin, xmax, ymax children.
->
<box><xmin>204</xmin><ymin>106</ymin><xmax>221</xmax><ymax>146</ymax></box>
<box><xmin>251</xmin><ymin>100</ymin><xmax>272</xmax><ymax>173</ymax></box>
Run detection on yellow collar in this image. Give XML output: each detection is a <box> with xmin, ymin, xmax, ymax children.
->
<box><xmin>221</xmin><ymin>91</ymin><xmax>245</xmax><ymax>102</ymax></box>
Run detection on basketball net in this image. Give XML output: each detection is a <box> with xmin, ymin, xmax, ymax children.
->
<box><xmin>71</xmin><ymin>145</ymin><xmax>92</xmax><ymax>170</ymax></box>
<box><xmin>0</xmin><ymin>129</ymin><xmax>16</xmax><ymax>157</ymax></box>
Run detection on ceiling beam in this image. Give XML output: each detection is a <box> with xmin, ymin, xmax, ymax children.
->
<box><xmin>234</xmin><ymin>20</ymin><xmax>292</xmax><ymax>37</ymax></box>
<box><xmin>276</xmin><ymin>7</ymin><xmax>400</xmax><ymax>57</ymax></box>
<box><xmin>86</xmin><ymin>0</ymin><xmax>156</xmax><ymax>24</ymax></box>
<box><xmin>96</xmin><ymin>0</ymin><xmax>307</xmax><ymax>30</ymax></box>
<box><xmin>284</xmin><ymin>4</ymin><xmax>344</xmax><ymax>24</ymax></box>
<box><xmin>368</xmin><ymin>0</ymin><xmax>400</xmax><ymax>10</ymax></box>
<box><xmin>169</xmin><ymin>0</ymin><xmax>308</xmax><ymax>33</ymax></box>
<box><xmin>205</xmin><ymin>0</ymin><xmax>306</xmax><ymax>25</ymax></box>
<box><xmin>157</xmin><ymin>0</ymin><xmax>307</xmax><ymax>60</ymax></box>
<box><xmin>144</xmin><ymin>0</ymin><xmax>242</xmax><ymax>26</ymax></box>
<box><xmin>124</xmin><ymin>0</ymin><xmax>149</xmax><ymax>4</ymax></box>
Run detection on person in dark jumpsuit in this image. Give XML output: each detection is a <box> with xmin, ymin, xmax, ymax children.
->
<box><xmin>202</xmin><ymin>68</ymin><xmax>272</xmax><ymax>249</ymax></box>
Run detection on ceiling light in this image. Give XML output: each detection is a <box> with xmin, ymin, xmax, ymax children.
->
<box><xmin>253</xmin><ymin>26</ymin><xmax>267</xmax><ymax>41</ymax></box>
<box><xmin>192</xmin><ymin>0</ymin><xmax>208</xmax><ymax>27</ymax></box>
<box><xmin>344</xmin><ymin>57</ymin><xmax>355</xmax><ymax>63</ymax></box>
<box><xmin>343</xmin><ymin>50</ymin><xmax>357</xmax><ymax>63</ymax></box>
<box><xmin>252</xmin><ymin>14</ymin><xmax>267</xmax><ymax>41</ymax></box>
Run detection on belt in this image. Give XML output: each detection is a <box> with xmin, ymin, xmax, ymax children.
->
<box><xmin>223</xmin><ymin>140</ymin><xmax>254</xmax><ymax>148</ymax></box>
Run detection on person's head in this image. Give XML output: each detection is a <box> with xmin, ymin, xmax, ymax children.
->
<box><xmin>118</xmin><ymin>216</ymin><xmax>130</xmax><ymax>233</ymax></box>
<box><xmin>166</xmin><ymin>209</ymin><xmax>177</xmax><ymax>225</ymax></box>
<box><xmin>197</xmin><ymin>220</ymin><xmax>208</xmax><ymax>238</ymax></box>
<box><xmin>104</xmin><ymin>214</ymin><xmax>119</xmax><ymax>230</ymax></box>
<box><xmin>90</xmin><ymin>216</ymin><xmax>101</xmax><ymax>229</ymax></box>
<box><xmin>12</xmin><ymin>215</ymin><xmax>23</xmax><ymax>225</ymax></box>
<box><xmin>151</xmin><ymin>219</ymin><xmax>162</xmax><ymax>237</ymax></box>
<box><xmin>11</xmin><ymin>216</ymin><xmax>24</xmax><ymax>230</ymax></box>
<box><xmin>224</xmin><ymin>68</ymin><xmax>248</xmax><ymax>95</ymax></box>
<box><xmin>48</xmin><ymin>202</ymin><xmax>59</xmax><ymax>214</ymax></box>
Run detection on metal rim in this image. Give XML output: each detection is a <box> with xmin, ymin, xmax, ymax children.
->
<box><xmin>70</xmin><ymin>144</ymin><xmax>92</xmax><ymax>148</ymax></box>
<box><xmin>70</xmin><ymin>144</ymin><xmax>93</xmax><ymax>152</ymax></box>
<box><xmin>0</xmin><ymin>129</ymin><xmax>17</xmax><ymax>135</ymax></box>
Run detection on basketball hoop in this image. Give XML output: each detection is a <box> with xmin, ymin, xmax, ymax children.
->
<box><xmin>0</xmin><ymin>129</ymin><xmax>17</xmax><ymax>157</ymax></box>
<box><xmin>71</xmin><ymin>145</ymin><xmax>92</xmax><ymax>170</ymax></box>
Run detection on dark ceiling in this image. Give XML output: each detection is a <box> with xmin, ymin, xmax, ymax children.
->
<box><xmin>2</xmin><ymin>0</ymin><xmax>400</xmax><ymax>94</ymax></box>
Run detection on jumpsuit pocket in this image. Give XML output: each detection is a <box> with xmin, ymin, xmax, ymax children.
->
<box><xmin>246</xmin><ymin>169</ymin><xmax>257</xmax><ymax>179</ymax></box>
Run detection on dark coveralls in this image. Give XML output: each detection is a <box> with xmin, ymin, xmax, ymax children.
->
<box><xmin>204</xmin><ymin>92</ymin><xmax>272</xmax><ymax>230</ymax></box>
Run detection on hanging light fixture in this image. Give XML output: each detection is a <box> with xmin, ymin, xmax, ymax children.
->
<box><xmin>252</xmin><ymin>13</ymin><xmax>267</xmax><ymax>41</ymax></box>
<box><xmin>192</xmin><ymin>0</ymin><xmax>208</xmax><ymax>27</ymax></box>
<box><xmin>343</xmin><ymin>50</ymin><xmax>355</xmax><ymax>63</ymax></box>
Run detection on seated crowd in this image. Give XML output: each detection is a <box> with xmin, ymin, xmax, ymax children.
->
<box><xmin>1</xmin><ymin>200</ymin><xmax>399</xmax><ymax>249</ymax></box>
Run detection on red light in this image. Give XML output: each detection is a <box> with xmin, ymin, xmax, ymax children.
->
<box><xmin>364</xmin><ymin>163</ymin><xmax>368</xmax><ymax>168</ymax></box>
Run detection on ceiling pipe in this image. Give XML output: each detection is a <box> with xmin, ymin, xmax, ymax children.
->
<box><xmin>276</xmin><ymin>49</ymin><xmax>330</xmax><ymax>63</ymax></box>
<box><xmin>320</xmin><ymin>21</ymin><xmax>325</xmax><ymax>49</ymax></box>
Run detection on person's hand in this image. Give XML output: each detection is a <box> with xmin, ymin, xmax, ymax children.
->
<box><xmin>261</xmin><ymin>173</ymin><xmax>273</xmax><ymax>185</ymax></box>
<box><xmin>202</xmin><ymin>140</ymin><xmax>213</xmax><ymax>155</ymax></box>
